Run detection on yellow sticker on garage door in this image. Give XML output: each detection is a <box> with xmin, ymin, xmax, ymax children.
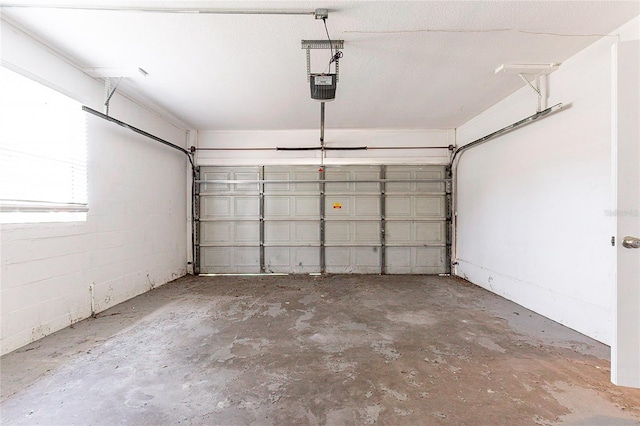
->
<box><xmin>333</xmin><ymin>202</ymin><xmax>342</xmax><ymax>209</ymax></box>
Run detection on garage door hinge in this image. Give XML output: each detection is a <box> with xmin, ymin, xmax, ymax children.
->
<box><xmin>611</xmin><ymin>236</ymin><xmax>615</xmax><ymax>246</ymax></box>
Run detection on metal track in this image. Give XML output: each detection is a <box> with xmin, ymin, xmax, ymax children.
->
<box><xmin>380</xmin><ymin>165</ymin><xmax>386</xmax><ymax>274</ymax></box>
<box><xmin>259</xmin><ymin>166</ymin><xmax>266</xmax><ymax>273</ymax></box>
<box><xmin>193</xmin><ymin>167</ymin><xmax>201</xmax><ymax>275</ymax></box>
<box><xmin>319</xmin><ymin>167</ymin><xmax>326</xmax><ymax>274</ymax></box>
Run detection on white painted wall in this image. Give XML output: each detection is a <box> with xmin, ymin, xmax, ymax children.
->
<box><xmin>0</xmin><ymin>20</ymin><xmax>189</xmax><ymax>355</ymax></box>
<box><xmin>455</xmin><ymin>17</ymin><xmax>640</xmax><ymax>345</ymax></box>
<box><xmin>197</xmin><ymin>128</ymin><xmax>454</xmax><ymax>166</ymax></box>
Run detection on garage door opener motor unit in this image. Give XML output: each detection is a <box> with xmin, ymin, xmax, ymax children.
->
<box><xmin>302</xmin><ymin>39</ymin><xmax>343</xmax><ymax>101</ymax></box>
<box><xmin>310</xmin><ymin>73</ymin><xmax>337</xmax><ymax>101</ymax></box>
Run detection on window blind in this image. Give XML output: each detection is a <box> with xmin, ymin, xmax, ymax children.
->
<box><xmin>0</xmin><ymin>67</ymin><xmax>87</xmax><ymax>221</ymax></box>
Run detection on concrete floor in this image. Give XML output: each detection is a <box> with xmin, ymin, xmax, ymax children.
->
<box><xmin>1</xmin><ymin>275</ymin><xmax>639</xmax><ymax>425</ymax></box>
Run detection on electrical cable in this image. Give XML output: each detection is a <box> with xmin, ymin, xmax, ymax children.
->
<box><xmin>322</xmin><ymin>17</ymin><xmax>333</xmax><ymax>73</ymax></box>
<box><xmin>322</xmin><ymin>17</ymin><xmax>343</xmax><ymax>74</ymax></box>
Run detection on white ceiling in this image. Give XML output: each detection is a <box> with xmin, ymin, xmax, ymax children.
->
<box><xmin>1</xmin><ymin>1</ymin><xmax>638</xmax><ymax>130</ymax></box>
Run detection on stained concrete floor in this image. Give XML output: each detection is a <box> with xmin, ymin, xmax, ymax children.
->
<box><xmin>1</xmin><ymin>275</ymin><xmax>639</xmax><ymax>425</ymax></box>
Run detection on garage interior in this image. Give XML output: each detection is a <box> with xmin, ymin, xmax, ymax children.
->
<box><xmin>1</xmin><ymin>1</ymin><xmax>639</xmax><ymax>424</ymax></box>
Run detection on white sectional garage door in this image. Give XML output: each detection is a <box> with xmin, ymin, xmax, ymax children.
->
<box><xmin>196</xmin><ymin>165</ymin><xmax>450</xmax><ymax>274</ymax></box>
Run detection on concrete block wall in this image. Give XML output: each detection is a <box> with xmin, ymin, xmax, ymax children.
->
<box><xmin>454</xmin><ymin>16</ymin><xmax>639</xmax><ymax>345</ymax></box>
<box><xmin>0</xmin><ymin>19</ymin><xmax>189</xmax><ymax>355</ymax></box>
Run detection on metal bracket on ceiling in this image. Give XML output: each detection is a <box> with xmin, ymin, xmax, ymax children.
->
<box><xmin>83</xmin><ymin>67</ymin><xmax>148</xmax><ymax>116</ymax></box>
<box><xmin>103</xmin><ymin>77</ymin><xmax>122</xmax><ymax>116</ymax></box>
<box><xmin>495</xmin><ymin>63</ymin><xmax>560</xmax><ymax>112</ymax></box>
<box><xmin>518</xmin><ymin>73</ymin><xmax>546</xmax><ymax>112</ymax></box>
<box><xmin>314</xmin><ymin>8</ymin><xmax>329</xmax><ymax>20</ymax></box>
<box><xmin>301</xmin><ymin>39</ymin><xmax>344</xmax><ymax>82</ymax></box>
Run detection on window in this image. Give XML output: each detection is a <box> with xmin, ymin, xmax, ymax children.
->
<box><xmin>0</xmin><ymin>67</ymin><xmax>87</xmax><ymax>223</ymax></box>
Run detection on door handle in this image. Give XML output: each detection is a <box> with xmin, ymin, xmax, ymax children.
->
<box><xmin>622</xmin><ymin>236</ymin><xmax>640</xmax><ymax>249</ymax></box>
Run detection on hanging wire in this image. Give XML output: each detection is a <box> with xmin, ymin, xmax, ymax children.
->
<box><xmin>322</xmin><ymin>17</ymin><xmax>343</xmax><ymax>74</ymax></box>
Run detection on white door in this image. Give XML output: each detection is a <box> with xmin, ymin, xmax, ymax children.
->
<box><xmin>612</xmin><ymin>40</ymin><xmax>640</xmax><ymax>388</ymax></box>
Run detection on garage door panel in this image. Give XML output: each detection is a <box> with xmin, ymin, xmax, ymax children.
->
<box><xmin>325</xmin><ymin>171</ymin><xmax>350</xmax><ymax>192</ymax></box>
<box><xmin>264</xmin><ymin>166</ymin><xmax>319</xmax><ymax>193</ymax></box>
<box><xmin>263</xmin><ymin>171</ymin><xmax>289</xmax><ymax>192</ymax></box>
<box><xmin>326</xmin><ymin>247</ymin><xmax>349</xmax><ymax>268</ymax></box>
<box><xmin>386</xmin><ymin>221</ymin><xmax>446</xmax><ymax>245</ymax></box>
<box><xmin>264</xmin><ymin>196</ymin><xmax>290</xmax><ymax>217</ymax></box>
<box><xmin>235</xmin><ymin>172</ymin><xmax>260</xmax><ymax>191</ymax></box>
<box><xmin>414</xmin><ymin>170</ymin><xmax>446</xmax><ymax>193</ymax></box>
<box><xmin>326</xmin><ymin>247</ymin><xmax>381</xmax><ymax>273</ymax></box>
<box><xmin>387</xmin><ymin>247</ymin><xmax>411</xmax><ymax>267</ymax></box>
<box><xmin>385</xmin><ymin>170</ymin><xmax>412</xmax><ymax>192</ymax></box>
<box><xmin>201</xmin><ymin>221</ymin><xmax>231</xmax><ymax>244</ymax></box>
<box><xmin>354</xmin><ymin>170</ymin><xmax>380</xmax><ymax>193</ymax></box>
<box><xmin>325</xmin><ymin>166</ymin><xmax>381</xmax><ymax>194</ymax></box>
<box><xmin>202</xmin><ymin>247</ymin><xmax>231</xmax><ymax>268</ymax></box>
<box><xmin>325</xmin><ymin>196</ymin><xmax>352</xmax><ymax>216</ymax></box>
<box><xmin>386</xmin><ymin>166</ymin><xmax>446</xmax><ymax>193</ymax></box>
<box><xmin>325</xmin><ymin>221</ymin><xmax>349</xmax><ymax>243</ymax></box>
<box><xmin>235</xmin><ymin>222</ymin><xmax>260</xmax><ymax>243</ymax></box>
<box><xmin>355</xmin><ymin>180</ymin><xmax>380</xmax><ymax>193</ymax></box>
<box><xmin>202</xmin><ymin>197</ymin><xmax>231</xmax><ymax>218</ymax></box>
<box><xmin>325</xmin><ymin>221</ymin><xmax>380</xmax><ymax>244</ymax></box>
<box><xmin>201</xmin><ymin>221</ymin><xmax>260</xmax><ymax>244</ymax></box>
<box><xmin>386</xmin><ymin>195</ymin><xmax>446</xmax><ymax>219</ymax></box>
<box><xmin>385</xmin><ymin>247</ymin><xmax>447</xmax><ymax>274</ymax></box>
<box><xmin>265</xmin><ymin>196</ymin><xmax>319</xmax><ymax>218</ymax></box>
<box><xmin>355</xmin><ymin>197</ymin><xmax>380</xmax><ymax>216</ymax></box>
<box><xmin>325</xmin><ymin>196</ymin><xmax>380</xmax><ymax>219</ymax></box>
<box><xmin>416</xmin><ymin>221</ymin><xmax>446</xmax><ymax>244</ymax></box>
<box><xmin>235</xmin><ymin>197</ymin><xmax>261</xmax><ymax>217</ymax></box>
<box><xmin>295</xmin><ymin>221</ymin><xmax>320</xmax><ymax>243</ymax></box>
<box><xmin>355</xmin><ymin>221</ymin><xmax>381</xmax><ymax>243</ymax></box>
<box><xmin>201</xmin><ymin>247</ymin><xmax>260</xmax><ymax>273</ymax></box>
<box><xmin>264</xmin><ymin>221</ymin><xmax>290</xmax><ymax>243</ymax></box>
<box><xmin>385</xmin><ymin>197</ymin><xmax>411</xmax><ymax>217</ymax></box>
<box><xmin>201</xmin><ymin>196</ymin><xmax>260</xmax><ymax>219</ymax></box>
<box><xmin>201</xmin><ymin>172</ymin><xmax>232</xmax><ymax>192</ymax></box>
<box><xmin>295</xmin><ymin>197</ymin><xmax>319</xmax><ymax>217</ymax></box>
<box><xmin>293</xmin><ymin>173</ymin><xmax>321</xmax><ymax>192</ymax></box>
<box><xmin>201</xmin><ymin>167</ymin><xmax>260</xmax><ymax>193</ymax></box>
<box><xmin>415</xmin><ymin>196</ymin><xmax>447</xmax><ymax>218</ymax></box>
<box><xmin>415</xmin><ymin>247</ymin><xmax>447</xmax><ymax>267</ymax></box>
<box><xmin>265</xmin><ymin>247</ymin><xmax>319</xmax><ymax>273</ymax></box>
<box><xmin>355</xmin><ymin>247</ymin><xmax>381</xmax><ymax>266</ymax></box>
<box><xmin>265</xmin><ymin>221</ymin><xmax>320</xmax><ymax>244</ymax></box>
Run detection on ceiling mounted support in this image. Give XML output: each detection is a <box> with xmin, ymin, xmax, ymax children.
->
<box><xmin>85</xmin><ymin>67</ymin><xmax>148</xmax><ymax>116</ymax></box>
<box><xmin>103</xmin><ymin>77</ymin><xmax>122</xmax><ymax>116</ymax></box>
<box><xmin>302</xmin><ymin>39</ymin><xmax>344</xmax><ymax>82</ymax></box>
<box><xmin>518</xmin><ymin>73</ymin><xmax>541</xmax><ymax>97</ymax></box>
<box><xmin>496</xmin><ymin>63</ymin><xmax>560</xmax><ymax>112</ymax></box>
<box><xmin>518</xmin><ymin>74</ymin><xmax>544</xmax><ymax>111</ymax></box>
<box><xmin>314</xmin><ymin>9</ymin><xmax>329</xmax><ymax>20</ymax></box>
